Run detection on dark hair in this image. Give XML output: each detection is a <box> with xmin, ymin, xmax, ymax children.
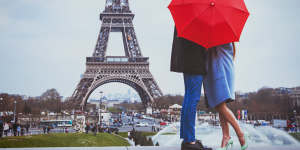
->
<box><xmin>232</xmin><ymin>42</ymin><xmax>236</xmax><ymax>59</ymax></box>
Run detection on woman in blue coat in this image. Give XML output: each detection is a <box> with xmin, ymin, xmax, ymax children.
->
<box><xmin>204</xmin><ymin>43</ymin><xmax>249</xmax><ymax>150</ymax></box>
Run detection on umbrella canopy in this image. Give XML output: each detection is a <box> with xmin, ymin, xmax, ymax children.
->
<box><xmin>168</xmin><ymin>0</ymin><xmax>250</xmax><ymax>48</ymax></box>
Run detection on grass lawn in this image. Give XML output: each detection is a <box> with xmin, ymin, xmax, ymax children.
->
<box><xmin>118</xmin><ymin>132</ymin><xmax>129</xmax><ymax>138</ymax></box>
<box><xmin>0</xmin><ymin>133</ymin><xmax>130</xmax><ymax>148</ymax></box>
<box><xmin>141</xmin><ymin>132</ymin><xmax>157</xmax><ymax>137</ymax></box>
<box><xmin>290</xmin><ymin>133</ymin><xmax>300</xmax><ymax>142</ymax></box>
<box><xmin>118</xmin><ymin>132</ymin><xmax>157</xmax><ymax>138</ymax></box>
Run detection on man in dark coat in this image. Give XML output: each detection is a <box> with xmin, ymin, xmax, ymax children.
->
<box><xmin>0</xmin><ymin>117</ymin><xmax>3</xmax><ymax>138</ymax></box>
<box><xmin>12</xmin><ymin>123</ymin><xmax>17</xmax><ymax>136</ymax></box>
<box><xmin>25</xmin><ymin>123</ymin><xmax>30</xmax><ymax>134</ymax></box>
<box><xmin>43</xmin><ymin>126</ymin><xmax>46</xmax><ymax>134</ymax></box>
<box><xmin>170</xmin><ymin>28</ymin><xmax>211</xmax><ymax>150</ymax></box>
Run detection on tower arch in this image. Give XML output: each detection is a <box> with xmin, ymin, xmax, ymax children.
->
<box><xmin>81</xmin><ymin>75</ymin><xmax>152</xmax><ymax>107</ymax></box>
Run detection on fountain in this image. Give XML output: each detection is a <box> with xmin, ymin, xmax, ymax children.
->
<box><xmin>152</xmin><ymin>121</ymin><xmax>300</xmax><ymax>149</ymax></box>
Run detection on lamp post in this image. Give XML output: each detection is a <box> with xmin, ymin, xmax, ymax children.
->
<box><xmin>60</xmin><ymin>96</ymin><xmax>63</xmax><ymax>120</ymax></box>
<box><xmin>56</xmin><ymin>98</ymin><xmax>59</xmax><ymax>120</ymax></box>
<box><xmin>13</xmin><ymin>100</ymin><xmax>17</xmax><ymax>123</ymax></box>
<box><xmin>0</xmin><ymin>97</ymin><xmax>3</xmax><ymax>109</ymax></box>
<box><xmin>99</xmin><ymin>91</ymin><xmax>103</xmax><ymax>128</ymax></box>
<box><xmin>0</xmin><ymin>97</ymin><xmax>3</xmax><ymax>116</ymax></box>
<box><xmin>131</xmin><ymin>111</ymin><xmax>135</xmax><ymax>130</ymax></box>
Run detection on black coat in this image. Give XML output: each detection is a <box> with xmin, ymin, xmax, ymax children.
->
<box><xmin>170</xmin><ymin>27</ymin><xmax>207</xmax><ymax>75</ymax></box>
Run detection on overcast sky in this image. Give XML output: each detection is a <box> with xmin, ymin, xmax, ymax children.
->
<box><xmin>0</xmin><ymin>0</ymin><xmax>300</xmax><ymax>99</ymax></box>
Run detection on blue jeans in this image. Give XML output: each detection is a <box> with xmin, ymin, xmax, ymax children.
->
<box><xmin>180</xmin><ymin>73</ymin><xmax>203</xmax><ymax>142</ymax></box>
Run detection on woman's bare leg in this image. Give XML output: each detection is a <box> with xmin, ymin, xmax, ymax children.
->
<box><xmin>219</xmin><ymin>113</ymin><xmax>230</xmax><ymax>147</ymax></box>
<box><xmin>216</xmin><ymin>102</ymin><xmax>245</xmax><ymax>146</ymax></box>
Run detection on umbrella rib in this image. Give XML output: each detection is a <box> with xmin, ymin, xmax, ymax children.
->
<box><xmin>215</xmin><ymin>7</ymin><xmax>239</xmax><ymax>40</ymax></box>
<box><xmin>218</xmin><ymin>4</ymin><xmax>249</xmax><ymax>14</ymax></box>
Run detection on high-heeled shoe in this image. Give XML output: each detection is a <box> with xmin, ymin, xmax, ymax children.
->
<box><xmin>216</xmin><ymin>137</ymin><xmax>233</xmax><ymax>150</ymax></box>
<box><xmin>241</xmin><ymin>133</ymin><xmax>250</xmax><ymax>150</ymax></box>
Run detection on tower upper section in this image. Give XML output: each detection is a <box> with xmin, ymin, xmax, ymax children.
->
<box><xmin>90</xmin><ymin>0</ymin><xmax>146</xmax><ymax>62</ymax></box>
<box><xmin>104</xmin><ymin>0</ymin><xmax>131</xmax><ymax>13</ymax></box>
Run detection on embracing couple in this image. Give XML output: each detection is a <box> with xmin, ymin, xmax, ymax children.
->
<box><xmin>170</xmin><ymin>27</ymin><xmax>249</xmax><ymax>150</ymax></box>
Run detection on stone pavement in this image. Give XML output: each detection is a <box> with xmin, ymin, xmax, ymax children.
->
<box><xmin>1</xmin><ymin>145</ymin><xmax>300</xmax><ymax>150</ymax></box>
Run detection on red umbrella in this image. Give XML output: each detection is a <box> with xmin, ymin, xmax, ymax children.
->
<box><xmin>168</xmin><ymin>0</ymin><xmax>250</xmax><ymax>48</ymax></box>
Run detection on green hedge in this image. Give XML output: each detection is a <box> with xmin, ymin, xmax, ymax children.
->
<box><xmin>289</xmin><ymin>133</ymin><xmax>300</xmax><ymax>142</ymax></box>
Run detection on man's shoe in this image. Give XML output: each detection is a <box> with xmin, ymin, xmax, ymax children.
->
<box><xmin>181</xmin><ymin>140</ymin><xmax>212</xmax><ymax>150</ymax></box>
<box><xmin>203</xmin><ymin>147</ymin><xmax>213</xmax><ymax>150</ymax></box>
<box><xmin>195</xmin><ymin>140</ymin><xmax>204</xmax><ymax>149</ymax></box>
<box><xmin>196</xmin><ymin>140</ymin><xmax>213</xmax><ymax>150</ymax></box>
<box><xmin>181</xmin><ymin>141</ymin><xmax>202</xmax><ymax>150</ymax></box>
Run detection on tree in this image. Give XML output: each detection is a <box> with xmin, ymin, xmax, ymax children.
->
<box><xmin>40</xmin><ymin>89</ymin><xmax>61</xmax><ymax>101</ymax></box>
<box><xmin>40</xmin><ymin>88</ymin><xmax>62</xmax><ymax>112</ymax></box>
<box><xmin>23</xmin><ymin>101</ymin><xmax>31</xmax><ymax>114</ymax></box>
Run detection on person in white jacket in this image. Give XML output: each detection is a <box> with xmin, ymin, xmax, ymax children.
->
<box><xmin>4</xmin><ymin>122</ymin><xmax>9</xmax><ymax>136</ymax></box>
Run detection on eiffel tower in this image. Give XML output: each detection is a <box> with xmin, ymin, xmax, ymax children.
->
<box><xmin>70</xmin><ymin>0</ymin><xmax>163</xmax><ymax>110</ymax></box>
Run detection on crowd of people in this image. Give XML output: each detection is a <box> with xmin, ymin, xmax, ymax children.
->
<box><xmin>0</xmin><ymin>117</ymin><xmax>30</xmax><ymax>138</ymax></box>
<box><xmin>84</xmin><ymin>123</ymin><xmax>119</xmax><ymax>135</ymax></box>
<box><xmin>287</xmin><ymin>116</ymin><xmax>298</xmax><ymax>133</ymax></box>
<box><xmin>42</xmin><ymin>126</ymin><xmax>52</xmax><ymax>134</ymax></box>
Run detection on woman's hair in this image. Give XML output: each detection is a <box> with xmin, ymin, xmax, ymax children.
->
<box><xmin>232</xmin><ymin>42</ymin><xmax>236</xmax><ymax>59</ymax></box>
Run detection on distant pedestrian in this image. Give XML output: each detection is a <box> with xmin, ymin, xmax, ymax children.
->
<box><xmin>43</xmin><ymin>126</ymin><xmax>46</xmax><ymax>134</ymax></box>
<box><xmin>93</xmin><ymin>125</ymin><xmax>97</xmax><ymax>136</ymax></box>
<box><xmin>152</xmin><ymin>125</ymin><xmax>155</xmax><ymax>132</ymax></box>
<box><xmin>0</xmin><ymin>118</ymin><xmax>3</xmax><ymax>138</ymax></box>
<box><xmin>90</xmin><ymin>124</ymin><xmax>94</xmax><ymax>133</ymax></box>
<box><xmin>17</xmin><ymin>125</ymin><xmax>21</xmax><ymax>136</ymax></box>
<box><xmin>130</xmin><ymin>128</ymin><xmax>136</xmax><ymax>141</ymax></box>
<box><xmin>85</xmin><ymin>124</ymin><xmax>90</xmax><ymax>134</ymax></box>
<box><xmin>13</xmin><ymin>123</ymin><xmax>17</xmax><ymax>136</ymax></box>
<box><xmin>128</xmin><ymin>131</ymin><xmax>131</xmax><ymax>139</ymax></box>
<box><xmin>21</xmin><ymin>126</ymin><xmax>25</xmax><ymax>136</ymax></box>
<box><xmin>47</xmin><ymin>126</ymin><xmax>50</xmax><ymax>134</ymax></box>
<box><xmin>9</xmin><ymin>123</ymin><xmax>12</xmax><ymax>135</ymax></box>
<box><xmin>25</xmin><ymin>123</ymin><xmax>30</xmax><ymax>134</ymax></box>
<box><xmin>4</xmin><ymin>122</ymin><xmax>9</xmax><ymax>136</ymax></box>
